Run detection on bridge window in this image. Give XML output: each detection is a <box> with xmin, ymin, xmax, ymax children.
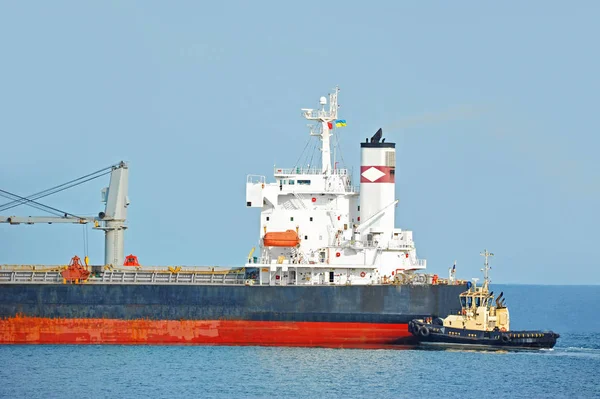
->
<box><xmin>475</xmin><ymin>297</ymin><xmax>481</xmax><ymax>307</ymax></box>
<box><xmin>460</xmin><ymin>297</ymin><xmax>466</xmax><ymax>307</ymax></box>
<box><xmin>297</xmin><ymin>180</ymin><xmax>311</xmax><ymax>185</ymax></box>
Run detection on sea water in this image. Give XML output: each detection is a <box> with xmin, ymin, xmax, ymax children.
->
<box><xmin>0</xmin><ymin>285</ymin><xmax>598</xmax><ymax>399</ymax></box>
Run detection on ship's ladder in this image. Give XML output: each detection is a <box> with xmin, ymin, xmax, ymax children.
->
<box><xmin>292</xmin><ymin>193</ymin><xmax>309</xmax><ymax>209</ymax></box>
<box><xmin>282</xmin><ymin>198</ymin><xmax>303</xmax><ymax>210</ymax></box>
<box><xmin>282</xmin><ymin>193</ymin><xmax>307</xmax><ymax>211</ymax></box>
<box><xmin>282</xmin><ymin>200</ymin><xmax>295</xmax><ymax>211</ymax></box>
<box><xmin>290</xmin><ymin>246</ymin><xmax>308</xmax><ymax>264</ymax></box>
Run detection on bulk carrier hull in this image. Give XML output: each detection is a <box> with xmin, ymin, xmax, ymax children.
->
<box><xmin>1</xmin><ymin>88</ymin><xmax>473</xmax><ymax>348</ymax></box>
<box><xmin>0</xmin><ymin>283</ymin><xmax>465</xmax><ymax>346</ymax></box>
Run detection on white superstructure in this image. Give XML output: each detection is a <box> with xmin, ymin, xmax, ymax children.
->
<box><xmin>246</xmin><ymin>88</ymin><xmax>426</xmax><ymax>286</ymax></box>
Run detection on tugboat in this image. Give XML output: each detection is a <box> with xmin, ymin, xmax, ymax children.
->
<box><xmin>409</xmin><ymin>250</ymin><xmax>560</xmax><ymax>350</ymax></box>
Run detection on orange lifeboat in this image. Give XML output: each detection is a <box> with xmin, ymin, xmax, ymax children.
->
<box><xmin>263</xmin><ymin>230</ymin><xmax>301</xmax><ymax>247</ymax></box>
<box><xmin>124</xmin><ymin>254</ymin><xmax>140</xmax><ymax>266</ymax></box>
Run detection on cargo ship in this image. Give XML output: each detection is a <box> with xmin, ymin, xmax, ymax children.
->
<box><xmin>0</xmin><ymin>88</ymin><xmax>467</xmax><ymax>346</ymax></box>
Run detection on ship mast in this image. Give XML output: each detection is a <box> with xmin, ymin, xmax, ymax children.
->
<box><xmin>480</xmin><ymin>249</ymin><xmax>494</xmax><ymax>289</ymax></box>
<box><xmin>301</xmin><ymin>87</ymin><xmax>339</xmax><ymax>175</ymax></box>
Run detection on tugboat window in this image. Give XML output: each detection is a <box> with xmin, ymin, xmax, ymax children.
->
<box><xmin>467</xmin><ymin>297</ymin><xmax>473</xmax><ymax>308</ymax></box>
<box><xmin>460</xmin><ymin>297</ymin><xmax>466</xmax><ymax>307</ymax></box>
<box><xmin>475</xmin><ymin>297</ymin><xmax>481</xmax><ymax>307</ymax></box>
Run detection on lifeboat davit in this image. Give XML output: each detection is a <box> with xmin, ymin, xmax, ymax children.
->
<box><xmin>263</xmin><ymin>230</ymin><xmax>301</xmax><ymax>247</ymax></box>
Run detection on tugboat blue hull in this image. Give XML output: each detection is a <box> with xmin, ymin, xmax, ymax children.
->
<box><xmin>408</xmin><ymin>320</ymin><xmax>559</xmax><ymax>349</ymax></box>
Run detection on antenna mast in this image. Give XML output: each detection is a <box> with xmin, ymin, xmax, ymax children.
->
<box><xmin>480</xmin><ymin>249</ymin><xmax>494</xmax><ymax>288</ymax></box>
<box><xmin>301</xmin><ymin>87</ymin><xmax>339</xmax><ymax>175</ymax></box>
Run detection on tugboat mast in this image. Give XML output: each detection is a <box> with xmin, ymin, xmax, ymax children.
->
<box><xmin>480</xmin><ymin>249</ymin><xmax>494</xmax><ymax>288</ymax></box>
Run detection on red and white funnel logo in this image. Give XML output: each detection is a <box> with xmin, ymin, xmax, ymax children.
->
<box><xmin>360</xmin><ymin>166</ymin><xmax>395</xmax><ymax>183</ymax></box>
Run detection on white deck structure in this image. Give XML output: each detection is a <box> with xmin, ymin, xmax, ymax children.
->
<box><xmin>246</xmin><ymin>88</ymin><xmax>427</xmax><ymax>286</ymax></box>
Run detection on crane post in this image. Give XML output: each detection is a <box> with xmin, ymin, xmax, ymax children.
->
<box><xmin>97</xmin><ymin>162</ymin><xmax>129</xmax><ymax>266</ymax></box>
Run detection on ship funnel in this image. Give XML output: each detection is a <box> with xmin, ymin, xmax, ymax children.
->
<box><xmin>359</xmin><ymin>128</ymin><xmax>396</xmax><ymax>237</ymax></box>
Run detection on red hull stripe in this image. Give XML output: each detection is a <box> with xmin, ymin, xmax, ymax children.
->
<box><xmin>360</xmin><ymin>166</ymin><xmax>395</xmax><ymax>183</ymax></box>
<box><xmin>0</xmin><ymin>316</ymin><xmax>411</xmax><ymax>347</ymax></box>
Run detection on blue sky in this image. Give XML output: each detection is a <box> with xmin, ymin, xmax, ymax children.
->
<box><xmin>0</xmin><ymin>1</ymin><xmax>598</xmax><ymax>284</ymax></box>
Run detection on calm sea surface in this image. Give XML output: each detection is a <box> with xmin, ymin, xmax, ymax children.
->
<box><xmin>1</xmin><ymin>285</ymin><xmax>598</xmax><ymax>399</ymax></box>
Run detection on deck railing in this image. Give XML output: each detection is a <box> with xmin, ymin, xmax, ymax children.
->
<box><xmin>274</xmin><ymin>167</ymin><xmax>349</xmax><ymax>176</ymax></box>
